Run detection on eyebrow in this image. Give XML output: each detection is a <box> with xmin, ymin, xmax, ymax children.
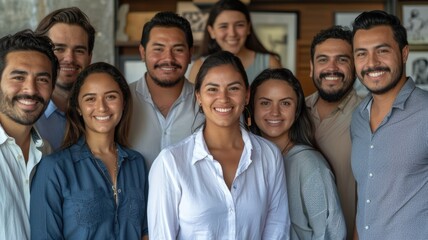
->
<box><xmin>54</xmin><ymin>43</ymin><xmax>88</xmax><ymax>51</ymax></box>
<box><xmin>204</xmin><ymin>81</ymin><xmax>244</xmax><ymax>87</ymax></box>
<box><xmin>10</xmin><ymin>70</ymin><xmax>52</xmax><ymax>78</ymax></box>
<box><xmin>81</xmin><ymin>90</ymin><xmax>120</xmax><ymax>98</ymax></box>
<box><xmin>354</xmin><ymin>43</ymin><xmax>392</xmax><ymax>52</ymax></box>
<box><xmin>258</xmin><ymin>96</ymin><xmax>294</xmax><ymax>101</ymax></box>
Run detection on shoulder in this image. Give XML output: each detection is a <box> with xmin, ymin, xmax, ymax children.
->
<box><xmin>268</xmin><ymin>53</ymin><xmax>282</xmax><ymax>68</ymax></box>
<box><xmin>249</xmin><ymin>132</ymin><xmax>281</xmax><ymax>157</ymax></box>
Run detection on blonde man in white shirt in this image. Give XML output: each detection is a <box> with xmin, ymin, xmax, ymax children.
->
<box><xmin>148</xmin><ymin>51</ymin><xmax>290</xmax><ymax>239</ymax></box>
<box><xmin>0</xmin><ymin>30</ymin><xmax>57</xmax><ymax>240</ymax></box>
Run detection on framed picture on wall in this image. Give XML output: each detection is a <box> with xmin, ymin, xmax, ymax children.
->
<box><xmin>398</xmin><ymin>2</ymin><xmax>428</xmax><ymax>48</ymax></box>
<box><xmin>250</xmin><ymin>11</ymin><xmax>298</xmax><ymax>73</ymax></box>
<box><xmin>334</xmin><ymin>12</ymin><xmax>361</xmax><ymax>29</ymax></box>
<box><xmin>406</xmin><ymin>50</ymin><xmax>428</xmax><ymax>90</ymax></box>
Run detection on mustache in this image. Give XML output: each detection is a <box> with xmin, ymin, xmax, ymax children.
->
<box><xmin>13</xmin><ymin>94</ymin><xmax>45</xmax><ymax>105</ymax></box>
<box><xmin>319</xmin><ymin>71</ymin><xmax>345</xmax><ymax>79</ymax></box>
<box><xmin>154</xmin><ymin>62</ymin><xmax>182</xmax><ymax>69</ymax></box>
<box><xmin>361</xmin><ymin>66</ymin><xmax>390</xmax><ymax>76</ymax></box>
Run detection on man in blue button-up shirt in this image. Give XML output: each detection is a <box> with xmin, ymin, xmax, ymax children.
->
<box><xmin>351</xmin><ymin>10</ymin><xmax>428</xmax><ymax>240</ymax></box>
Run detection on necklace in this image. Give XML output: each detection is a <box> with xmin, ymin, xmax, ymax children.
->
<box><xmin>92</xmin><ymin>146</ymin><xmax>119</xmax><ymax>204</ymax></box>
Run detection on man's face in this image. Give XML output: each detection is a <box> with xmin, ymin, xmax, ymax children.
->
<box><xmin>140</xmin><ymin>27</ymin><xmax>191</xmax><ymax>88</ymax></box>
<box><xmin>353</xmin><ymin>25</ymin><xmax>408</xmax><ymax>95</ymax></box>
<box><xmin>0</xmin><ymin>51</ymin><xmax>53</xmax><ymax>125</ymax></box>
<box><xmin>48</xmin><ymin>23</ymin><xmax>92</xmax><ymax>90</ymax></box>
<box><xmin>310</xmin><ymin>38</ymin><xmax>355</xmax><ymax>102</ymax></box>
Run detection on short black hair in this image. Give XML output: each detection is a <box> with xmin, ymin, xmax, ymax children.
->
<box><xmin>310</xmin><ymin>25</ymin><xmax>352</xmax><ymax>61</ymax></box>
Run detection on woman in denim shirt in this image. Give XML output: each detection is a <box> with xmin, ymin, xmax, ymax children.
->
<box><xmin>30</xmin><ymin>62</ymin><xmax>148</xmax><ymax>239</ymax></box>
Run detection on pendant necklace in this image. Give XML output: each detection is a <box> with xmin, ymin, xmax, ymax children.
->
<box><xmin>92</xmin><ymin>147</ymin><xmax>119</xmax><ymax>204</ymax></box>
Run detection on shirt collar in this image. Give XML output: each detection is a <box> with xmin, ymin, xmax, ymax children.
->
<box><xmin>44</xmin><ymin>100</ymin><xmax>65</xmax><ymax>118</ymax></box>
<box><xmin>0</xmin><ymin>124</ymin><xmax>44</xmax><ymax>149</ymax></box>
<box><xmin>360</xmin><ymin>78</ymin><xmax>415</xmax><ymax>114</ymax></box>
<box><xmin>71</xmin><ymin>137</ymin><xmax>130</xmax><ymax>164</ymax></box>
<box><xmin>307</xmin><ymin>89</ymin><xmax>358</xmax><ymax>113</ymax></box>
<box><xmin>191</xmin><ymin>126</ymin><xmax>253</xmax><ymax>165</ymax></box>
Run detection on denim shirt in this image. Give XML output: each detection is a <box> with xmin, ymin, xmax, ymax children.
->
<box><xmin>30</xmin><ymin>138</ymin><xmax>148</xmax><ymax>240</ymax></box>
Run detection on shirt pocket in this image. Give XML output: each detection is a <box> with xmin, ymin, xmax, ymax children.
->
<box><xmin>68</xmin><ymin>189</ymin><xmax>109</xmax><ymax>228</ymax></box>
<box><xmin>125</xmin><ymin>188</ymin><xmax>146</xmax><ymax>226</ymax></box>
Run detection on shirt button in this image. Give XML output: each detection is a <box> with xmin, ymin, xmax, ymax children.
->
<box><xmin>25</xmin><ymin>179</ymin><xmax>29</xmax><ymax>184</ymax></box>
<box><xmin>117</xmin><ymin>189</ymin><xmax>122</xmax><ymax>193</ymax></box>
<box><xmin>369</xmin><ymin>173</ymin><xmax>373</xmax><ymax>177</ymax></box>
<box><xmin>370</xmin><ymin>145</ymin><xmax>374</xmax><ymax>149</ymax></box>
<box><xmin>229</xmin><ymin>208</ymin><xmax>234</xmax><ymax>213</ymax></box>
<box><xmin>366</xmin><ymin>199</ymin><xmax>371</xmax><ymax>203</ymax></box>
<box><xmin>365</xmin><ymin>225</ymin><xmax>369</xmax><ymax>230</ymax></box>
<box><xmin>233</xmin><ymin>185</ymin><xmax>237</xmax><ymax>189</ymax></box>
<box><xmin>18</xmin><ymin>155</ymin><xmax>22</xmax><ymax>159</ymax></box>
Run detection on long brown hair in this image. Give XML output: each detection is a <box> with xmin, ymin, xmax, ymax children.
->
<box><xmin>62</xmin><ymin>62</ymin><xmax>133</xmax><ymax>148</ymax></box>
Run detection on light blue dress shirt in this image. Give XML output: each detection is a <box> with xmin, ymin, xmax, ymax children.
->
<box><xmin>35</xmin><ymin>100</ymin><xmax>66</xmax><ymax>151</ymax></box>
<box><xmin>30</xmin><ymin>138</ymin><xmax>148</xmax><ymax>239</ymax></box>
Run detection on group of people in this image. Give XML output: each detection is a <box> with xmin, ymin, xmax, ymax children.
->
<box><xmin>1</xmin><ymin>0</ymin><xmax>427</xmax><ymax>239</ymax></box>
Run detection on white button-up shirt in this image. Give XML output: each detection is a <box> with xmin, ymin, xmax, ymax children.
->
<box><xmin>0</xmin><ymin>125</ymin><xmax>49</xmax><ymax>240</ymax></box>
<box><xmin>148</xmin><ymin>127</ymin><xmax>290</xmax><ymax>239</ymax></box>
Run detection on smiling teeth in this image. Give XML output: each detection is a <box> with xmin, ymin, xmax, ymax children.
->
<box><xmin>368</xmin><ymin>71</ymin><xmax>384</xmax><ymax>77</ymax></box>
<box><xmin>61</xmin><ymin>67</ymin><xmax>77</xmax><ymax>71</ymax></box>
<box><xmin>95</xmin><ymin>116</ymin><xmax>110</xmax><ymax>120</ymax></box>
<box><xmin>267</xmin><ymin>120</ymin><xmax>281</xmax><ymax>124</ymax></box>
<box><xmin>325</xmin><ymin>76</ymin><xmax>340</xmax><ymax>81</ymax></box>
<box><xmin>216</xmin><ymin>107</ymin><xmax>232</xmax><ymax>113</ymax></box>
<box><xmin>18</xmin><ymin>99</ymin><xmax>36</xmax><ymax>105</ymax></box>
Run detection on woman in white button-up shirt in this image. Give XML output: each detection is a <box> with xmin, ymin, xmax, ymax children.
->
<box><xmin>147</xmin><ymin>51</ymin><xmax>290</xmax><ymax>239</ymax></box>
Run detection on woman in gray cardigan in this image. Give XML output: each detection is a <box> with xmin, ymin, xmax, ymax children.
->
<box><xmin>247</xmin><ymin>68</ymin><xmax>346</xmax><ymax>240</ymax></box>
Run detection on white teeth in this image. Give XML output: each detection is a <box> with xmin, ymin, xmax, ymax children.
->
<box><xmin>160</xmin><ymin>67</ymin><xmax>175</xmax><ymax>71</ymax></box>
<box><xmin>61</xmin><ymin>67</ymin><xmax>77</xmax><ymax>71</ymax></box>
<box><xmin>324</xmin><ymin>76</ymin><xmax>340</xmax><ymax>81</ymax></box>
<box><xmin>95</xmin><ymin>116</ymin><xmax>110</xmax><ymax>120</ymax></box>
<box><xmin>267</xmin><ymin>120</ymin><xmax>282</xmax><ymax>124</ymax></box>
<box><xmin>18</xmin><ymin>99</ymin><xmax>36</xmax><ymax>105</ymax></box>
<box><xmin>368</xmin><ymin>71</ymin><xmax>384</xmax><ymax>77</ymax></box>
<box><xmin>216</xmin><ymin>107</ymin><xmax>232</xmax><ymax>113</ymax></box>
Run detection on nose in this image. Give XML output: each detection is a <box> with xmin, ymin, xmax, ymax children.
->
<box><xmin>367</xmin><ymin>52</ymin><xmax>380</xmax><ymax>67</ymax></box>
<box><xmin>326</xmin><ymin>59</ymin><xmax>339</xmax><ymax>71</ymax></box>
<box><xmin>163</xmin><ymin>49</ymin><xmax>174</xmax><ymax>61</ymax></box>
<box><xmin>62</xmin><ymin>49</ymin><xmax>75</xmax><ymax>63</ymax></box>
<box><xmin>271</xmin><ymin>103</ymin><xmax>280</xmax><ymax>116</ymax></box>
<box><xmin>228</xmin><ymin>26</ymin><xmax>237</xmax><ymax>36</ymax></box>
<box><xmin>22</xmin><ymin>77</ymin><xmax>37</xmax><ymax>95</ymax></box>
<box><xmin>96</xmin><ymin>98</ymin><xmax>108</xmax><ymax>112</ymax></box>
<box><xmin>218</xmin><ymin>89</ymin><xmax>230</xmax><ymax>102</ymax></box>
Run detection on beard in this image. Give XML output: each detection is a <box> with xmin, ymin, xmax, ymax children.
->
<box><xmin>360</xmin><ymin>65</ymin><xmax>403</xmax><ymax>95</ymax></box>
<box><xmin>314</xmin><ymin>71</ymin><xmax>355</xmax><ymax>102</ymax></box>
<box><xmin>0</xmin><ymin>91</ymin><xmax>46</xmax><ymax>125</ymax></box>
<box><xmin>148</xmin><ymin>62</ymin><xmax>184</xmax><ymax>88</ymax></box>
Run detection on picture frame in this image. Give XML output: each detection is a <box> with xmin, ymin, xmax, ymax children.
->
<box><xmin>398</xmin><ymin>1</ymin><xmax>428</xmax><ymax>49</ymax></box>
<box><xmin>250</xmin><ymin>11</ymin><xmax>299</xmax><ymax>73</ymax></box>
<box><xmin>406</xmin><ymin>50</ymin><xmax>428</xmax><ymax>90</ymax></box>
<box><xmin>334</xmin><ymin>12</ymin><xmax>361</xmax><ymax>29</ymax></box>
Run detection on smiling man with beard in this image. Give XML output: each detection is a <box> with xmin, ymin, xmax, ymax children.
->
<box><xmin>34</xmin><ymin>7</ymin><xmax>95</xmax><ymax>151</ymax></box>
<box><xmin>305</xmin><ymin>25</ymin><xmax>363</xmax><ymax>240</ymax></box>
<box><xmin>0</xmin><ymin>29</ymin><xmax>58</xmax><ymax>240</ymax></box>
<box><xmin>129</xmin><ymin>12</ymin><xmax>204</xmax><ymax>169</ymax></box>
<box><xmin>351</xmin><ymin>11</ymin><xmax>428</xmax><ymax>239</ymax></box>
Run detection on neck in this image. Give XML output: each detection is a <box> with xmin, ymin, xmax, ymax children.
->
<box><xmin>52</xmin><ymin>87</ymin><xmax>71</xmax><ymax>112</ymax></box>
<box><xmin>145</xmin><ymin>73</ymin><xmax>184</xmax><ymax>117</ymax></box>
<box><xmin>203</xmin><ymin>123</ymin><xmax>243</xmax><ymax>150</ymax></box>
<box><xmin>85</xmin><ymin>132</ymin><xmax>116</xmax><ymax>155</ymax></box>
<box><xmin>315</xmin><ymin>96</ymin><xmax>342</xmax><ymax>120</ymax></box>
<box><xmin>371</xmin><ymin>78</ymin><xmax>407</xmax><ymax>110</ymax></box>
<box><xmin>265</xmin><ymin>134</ymin><xmax>292</xmax><ymax>155</ymax></box>
<box><xmin>0</xmin><ymin>114</ymin><xmax>32</xmax><ymax>162</ymax></box>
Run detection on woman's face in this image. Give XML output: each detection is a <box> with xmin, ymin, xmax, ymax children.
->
<box><xmin>196</xmin><ymin>64</ymin><xmax>249</xmax><ymax>129</ymax></box>
<box><xmin>78</xmin><ymin>73</ymin><xmax>124</xmax><ymax>137</ymax></box>
<box><xmin>254</xmin><ymin>79</ymin><xmax>297</xmax><ymax>142</ymax></box>
<box><xmin>208</xmin><ymin>10</ymin><xmax>250</xmax><ymax>55</ymax></box>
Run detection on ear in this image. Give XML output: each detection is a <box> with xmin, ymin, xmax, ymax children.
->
<box><xmin>402</xmin><ymin>45</ymin><xmax>410</xmax><ymax>64</ymax></box>
<box><xmin>195</xmin><ymin>92</ymin><xmax>201</xmax><ymax>104</ymax></box>
<box><xmin>207</xmin><ymin>25</ymin><xmax>215</xmax><ymax>39</ymax></box>
<box><xmin>309</xmin><ymin>60</ymin><xmax>314</xmax><ymax>78</ymax></box>
<box><xmin>77</xmin><ymin>108</ymin><xmax>82</xmax><ymax>116</ymax></box>
<box><xmin>139</xmin><ymin>44</ymin><xmax>146</xmax><ymax>62</ymax></box>
<box><xmin>245</xmin><ymin>88</ymin><xmax>250</xmax><ymax>105</ymax></box>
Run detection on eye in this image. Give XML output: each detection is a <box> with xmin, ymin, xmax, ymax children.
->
<box><xmin>12</xmin><ymin>76</ymin><xmax>25</xmax><ymax>81</ymax></box>
<box><xmin>229</xmin><ymin>86</ymin><xmax>241</xmax><ymax>91</ymax></box>
<box><xmin>280</xmin><ymin>100</ymin><xmax>291</xmax><ymax>106</ymax></box>
<box><xmin>317</xmin><ymin>58</ymin><xmax>327</xmax><ymax>64</ymax></box>
<box><xmin>53</xmin><ymin>47</ymin><xmax>64</xmax><ymax>53</ymax></box>
<box><xmin>259</xmin><ymin>100</ymin><xmax>270</xmax><ymax>106</ymax></box>
<box><xmin>75</xmin><ymin>49</ymin><xmax>87</xmax><ymax>55</ymax></box>
<box><xmin>36</xmin><ymin>77</ymin><xmax>50</xmax><ymax>84</ymax></box>
<box><xmin>355</xmin><ymin>51</ymin><xmax>366</xmax><ymax>58</ymax></box>
<box><xmin>338</xmin><ymin>57</ymin><xmax>350</xmax><ymax>63</ymax></box>
<box><xmin>83</xmin><ymin>96</ymin><xmax>95</xmax><ymax>102</ymax></box>
<box><xmin>207</xmin><ymin>87</ymin><xmax>217</xmax><ymax>92</ymax></box>
<box><xmin>106</xmin><ymin>94</ymin><xmax>118</xmax><ymax>100</ymax></box>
